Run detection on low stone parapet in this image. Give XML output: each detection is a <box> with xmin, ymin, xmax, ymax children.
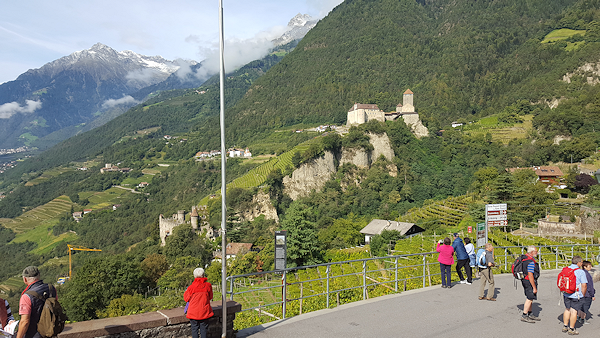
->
<box><xmin>58</xmin><ymin>301</ymin><xmax>241</xmax><ymax>338</ymax></box>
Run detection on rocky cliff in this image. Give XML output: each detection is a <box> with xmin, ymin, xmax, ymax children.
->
<box><xmin>239</xmin><ymin>190</ymin><xmax>279</xmax><ymax>223</ymax></box>
<box><xmin>284</xmin><ymin>132</ymin><xmax>396</xmax><ymax>200</ymax></box>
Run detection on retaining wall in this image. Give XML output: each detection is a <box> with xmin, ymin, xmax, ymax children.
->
<box><xmin>57</xmin><ymin>301</ymin><xmax>241</xmax><ymax>338</ymax></box>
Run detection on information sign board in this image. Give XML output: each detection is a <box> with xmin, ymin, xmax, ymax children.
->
<box><xmin>274</xmin><ymin>231</ymin><xmax>287</xmax><ymax>271</ymax></box>
<box><xmin>486</xmin><ymin>203</ymin><xmax>507</xmax><ymax>227</ymax></box>
<box><xmin>476</xmin><ymin>222</ymin><xmax>486</xmax><ymax>247</ymax></box>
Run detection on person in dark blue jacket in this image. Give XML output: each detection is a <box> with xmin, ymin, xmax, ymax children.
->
<box><xmin>452</xmin><ymin>233</ymin><xmax>472</xmax><ymax>284</ymax></box>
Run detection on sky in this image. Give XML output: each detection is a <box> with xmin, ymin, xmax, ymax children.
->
<box><xmin>0</xmin><ymin>0</ymin><xmax>344</xmax><ymax>85</ymax></box>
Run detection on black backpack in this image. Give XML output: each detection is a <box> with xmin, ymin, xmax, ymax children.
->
<box><xmin>512</xmin><ymin>254</ymin><xmax>535</xmax><ymax>280</ymax></box>
<box><xmin>26</xmin><ymin>284</ymin><xmax>67</xmax><ymax>338</ymax></box>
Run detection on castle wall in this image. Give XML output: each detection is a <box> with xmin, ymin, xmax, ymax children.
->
<box><xmin>402</xmin><ymin>114</ymin><xmax>429</xmax><ymax>138</ymax></box>
<box><xmin>159</xmin><ymin>215</ymin><xmax>185</xmax><ymax>246</ymax></box>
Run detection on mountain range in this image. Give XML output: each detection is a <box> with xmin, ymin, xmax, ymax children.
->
<box><xmin>0</xmin><ymin>13</ymin><xmax>318</xmax><ymax>150</ymax></box>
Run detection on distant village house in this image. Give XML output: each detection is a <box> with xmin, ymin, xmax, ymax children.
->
<box><xmin>507</xmin><ymin>166</ymin><xmax>564</xmax><ymax>185</ymax></box>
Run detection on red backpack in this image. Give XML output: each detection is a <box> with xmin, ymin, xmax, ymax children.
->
<box><xmin>557</xmin><ymin>266</ymin><xmax>579</xmax><ymax>294</ymax></box>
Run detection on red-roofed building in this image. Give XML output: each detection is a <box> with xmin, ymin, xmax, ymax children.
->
<box><xmin>507</xmin><ymin>166</ymin><xmax>564</xmax><ymax>184</ymax></box>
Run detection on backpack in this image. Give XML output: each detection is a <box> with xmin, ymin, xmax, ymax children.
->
<box><xmin>476</xmin><ymin>248</ymin><xmax>487</xmax><ymax>268</ymax></box>
<box><xmin>512</xmin><ymin>255</ymin><xmax>530</xmax><ymax>280</ymax></box>
<box><xmin>557</xmin><ymin>266</ymin><xmax>579</xmax><ymax>294</ymax></box>
<box><xmin>26</xmin><ymin>284</ymin><xmax>67</xmax><ymax>338</ymax></box>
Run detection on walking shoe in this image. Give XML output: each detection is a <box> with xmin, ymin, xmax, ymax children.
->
<box><xmin>568</xmin><ymin>329</ymin><xmax>579</xmax><ymax>335</ymax></box>
<box><xmin>562</xmin><ymin>326</ymin><xmax>569</xmax><ymax>333</ymax></box>
<box><xmin>527</xmin><ymin>314</ymin><xmax>541</xmax><ymax>321</ymax></box>
<box><xmin>577</xmin><ymin>317</ymin><xmax>584</xmax><ymax>324</ymax></box>
<box><xmin>521</xmin><ymin>315</ymin><xmax>535</xmax><ymax>323</ymax></box>
<box><xmin>459</xmin><ymin>280</ymin><xmax>466</xmax><ymax>284</ymax></box>
<box><xmin>465</xmin><ymin>281</ymin><xmax>472</xmax><ymax>285</ymax></box>
<box><xmin>486</xmin><ymin>297</ymin><xmax>496</xmax><ymax>301</ymax></box>
<box><xmin>478</xmin><ymin>296</ymin><xmax>486</xmax><ymax>300</ymax></box>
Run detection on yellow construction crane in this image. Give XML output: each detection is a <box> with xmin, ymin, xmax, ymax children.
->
<box><xmin>67</xmin><ymin>244</ymin><xmax>102</xmax><ymax>278</ymax></box>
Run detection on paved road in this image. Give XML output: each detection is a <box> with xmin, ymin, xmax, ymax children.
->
<box><xmin>238</xmin><ymin>269</ymin><xmax>599</xmax><ymax>337</ymax></box>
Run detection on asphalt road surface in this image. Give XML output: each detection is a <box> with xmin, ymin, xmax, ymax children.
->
<box><xmin>238</xmin><ymin>268</ymin><xmax>599</xmax><ymax>337</ymax></box>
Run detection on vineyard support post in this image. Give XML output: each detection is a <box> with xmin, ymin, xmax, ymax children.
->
<box><xmin>282</xmin><ymin>271</ymin><xmax>287</xmax><ymax>319</ymax></box>
<box><xmin>572</xmin><ymin>246</ymin><xmax>574</xmax><ymax>262</ymax></box>
<box><xmin>326</xmin><ymin>265</ymin><xmax>330</xmax><ymax>308</ymax></box>
<box><xmin>422</xmin><ymin>255</ymin><xmax>426</xmax><ymax>288</ymax></box>
<box><xmin>362</xmin><ymin>261</ymin><xmax>367</xmax><ymax>300</ymax></box>
<box><xmin>299</xmin><ymin>283</ymin><xmax>303</xmax><ymax>315</ymax></box>
<box><xmin>394</xmin><ymin>257</ymin><xmax>398</xmax><ymax>292</ymax></box>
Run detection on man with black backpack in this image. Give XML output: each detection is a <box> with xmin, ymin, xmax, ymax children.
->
<box><xmin>17</xmin><ymin>266</ymin><xmax>64</xmax><ymax>338</ymax></box>
<box><xmin>519</xmin><ymin>246</ymin><xmax>540</xmax><ymax>323</ymax></box>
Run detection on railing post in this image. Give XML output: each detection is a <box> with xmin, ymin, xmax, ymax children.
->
<box><xmin>326</xmin><ymin>265</ymin><xmax>330</xmax><ymax>308</ymax></box>
<box><xmin>422</xmin><ymin>255</ymin><xmax>426</xmax><ymax>289</ymax></box>
<box><xmin>586</xmin><ymin>246</ymin><xmax>588</xmax><ymax>261</ymax></box>
<box><xmin>362</xmin><ymin>261</ymin><xmax>367</xmax><ymax>300</ymax></box>
<box><xmin>282</xmin><ymin>271</ymin><xmax>287</xmax><ymax>319</ymax></box>
<box><xmin>504</xmin><ymin>248</ymin><xmax>507</xmax><ymax>271</ymax></box>
<box><xmin>229</xmin><ymin>277</ymin><xmax>235</xmax><ymax>300</ymax></box>
<box><xmin>556</xmin><ymin>246</ymin><xmax>559</xmax><ymax>269</ymax></box>
<box><xmin>395</xmin><ymin>257</ymin><xmax>399</xmax><ymax>292</ymax></box>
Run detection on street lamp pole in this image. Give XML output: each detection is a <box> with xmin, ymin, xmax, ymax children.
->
<box><xmin>218</xmin><ymin>0</ymin><xmax>227</xmax><ymax>337</ymax></box>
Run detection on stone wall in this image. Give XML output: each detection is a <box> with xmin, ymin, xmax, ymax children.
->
<box><xmin>58</xmin><ymin>301</ymin><xmax>241</xmax><ymax>338</ymax></box>
<box><xmin>538</xmin><ymin>219</ymin><xmax>579</xmax><ymax>235</ymax></box>
<box><xmin>579</xmin><ymin>205</ymin><xmax>600</xmax><ymax>234</ymax></box>
<box><xmin>159</xmin><ymin>214</ymin><xmax>185</xmax><ymax>246</ymax></box>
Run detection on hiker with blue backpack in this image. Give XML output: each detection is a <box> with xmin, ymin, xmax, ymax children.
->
<box><xmin>558</xmin><ymin>255</ymin><xmax>587</xmax><ymax>335</ymax></box>
<box><xmin>477</xmin><ymin>243</ymin><xmax>496</xmax><ymax>301</ymax></box>
<box><xmin>452</xmin><ymin>233</ymin><xmax>472</xmax><ymax>285</ymax></box>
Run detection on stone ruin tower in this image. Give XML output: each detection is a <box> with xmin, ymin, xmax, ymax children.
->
<box><xmin>159</xmin><ymin>210</ymin><xmax>186</xmax><ymax>246</ymax></box>
<box><xmin>159</xmin><ymin>206</ymin><xmax>214</xmax><ymax>246</ymax></box>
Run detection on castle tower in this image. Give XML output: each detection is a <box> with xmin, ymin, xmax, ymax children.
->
<box><xmin>402</xmin><ymin>89</ymin><xmax>415</xmax><ymax>113</ymax></box>
<box><xmin>191</xmin><ymin>207</ymin><xmax>199</xmax><ymax>230</ymax></box>
<box><xmin>177</xmin><ymin>210</ymin><xmax>185</xmax><ymax>222</ymax></box>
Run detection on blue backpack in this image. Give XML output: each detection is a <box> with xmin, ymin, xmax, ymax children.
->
<box><xmin>476</xmin><ymin>248</ymin><xmax>487</xmax><ymax>268</ymax></box>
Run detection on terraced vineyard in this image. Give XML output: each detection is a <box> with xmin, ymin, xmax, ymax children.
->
<box><xmin>399</xmin><ymin>194</ymin><xmax>475</xmax><ymax>227</ymax></box>
<box><xmin>0</xmin><ymin>195</ymin><xmax>73</xmax><ymax>233</ymax></box>
<box><xmin>199</xmin><ymin>137</ymin><xmax>321</xmax><ymax>204</ymax></box>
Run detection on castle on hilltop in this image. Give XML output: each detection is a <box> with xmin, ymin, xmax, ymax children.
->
<box><xmin>347</xmin><ymin>89</ymin><xmax>428</xmax><ymax>138</ymax></box>
<box><xmin>159</xmin><ymin>206</ymin><xmax>213</xmax><ymax>246</ymax></box>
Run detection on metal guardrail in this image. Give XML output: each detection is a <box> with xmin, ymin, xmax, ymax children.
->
<box><xmin>225</xmin><ymin>244</ymin><xmax>600</xmax><ymax>320</ymax></box>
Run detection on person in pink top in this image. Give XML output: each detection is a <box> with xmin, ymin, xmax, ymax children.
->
<box><xmin>437</xmin><ymin>237</ymin><xmax>455</xmax><ymax>288</ymax></box>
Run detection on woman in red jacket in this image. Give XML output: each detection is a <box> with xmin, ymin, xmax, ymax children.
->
<box><xmin>184</xmin><ymin>268</ymin><xmax>214</xmax><ymax>338</ymax></box>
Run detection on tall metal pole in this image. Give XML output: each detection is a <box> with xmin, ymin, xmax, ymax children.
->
<box><xmin>218</xmin><ymin>0</ymin><xmax>227</xmax><ymax>337</ymax></box>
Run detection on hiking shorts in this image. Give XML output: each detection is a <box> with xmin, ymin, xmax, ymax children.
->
<box><xmin>564</xmin><ymin>295</ymin><xmax>584</xmax><ymax>311</ymax></box>
<box><xmin>522</xmin><ymin>279</ymin><xmax>537</xmax><ymax>301</ymax></box>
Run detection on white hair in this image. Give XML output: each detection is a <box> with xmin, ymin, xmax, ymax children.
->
<box><xmin>193</xmin><ymin>268</ymin><xmax>205</xmax><ymax>278</ymax></box>
<box><xmin>527</xmin><ymin>245</ymin><xmax>537</xmax><ymax>254</ymax></box>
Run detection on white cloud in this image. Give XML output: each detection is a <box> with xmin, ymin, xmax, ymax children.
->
<box><xmin>0</xmin><ymin>100</ymin><xmax>42</xmax><ymax>119</ymax></box>
<box><xmin>188</xmin><ymin>26</ymin><xmax>287</xmax><ymax>82</ymax></box>
<box><xmin>102</xmin><ymin>95</ymin><xmax>138</xmax><ymax>109</ymax></box>
<box><xmin>307</xmin><ymin>0</ymin><xmax>344</xmax><ymax>18</ymax></box>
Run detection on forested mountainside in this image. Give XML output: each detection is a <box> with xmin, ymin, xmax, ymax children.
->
<box><xmin>182</xmin><ymin>0</ymin><xmax>600</xmax><ymax>147</ymax></box>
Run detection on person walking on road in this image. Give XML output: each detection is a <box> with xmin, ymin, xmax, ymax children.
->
<box><xmin>452</xmin><ymin>233</ymin><xmax>472</xmax><ymax>285</ymax></box>
<box><xmin>579</xmin><ymin>260</ymin><xmax>595</xmax><ymax>324</ymax></box>
<box><xmin>437</xmin><ymin>237</ymin><xmax>454</xmax><ymax>288</ymax></box>
<box><xmin>520</xmin><ymin>246</ymin><xmax>540</xmax><ymax>323</ymax></box>
<box><xmin>478</xmin><ymin>243</ymin><xmax>496</xmax><ymax>301</ymax></box>
<box><xmin>561</xmin><ymin>256</ymin><xmax>587</xmax><ymax>335</ymax></box>
<box><xmin>464</xmin><ymin>237</ymin><xmax>476</xmax><ymax>270</ymax></box>
<box><xmin>184</xmin><ymin>268</ymin><xmax>214</xmax><ymax>338</ymax></box>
